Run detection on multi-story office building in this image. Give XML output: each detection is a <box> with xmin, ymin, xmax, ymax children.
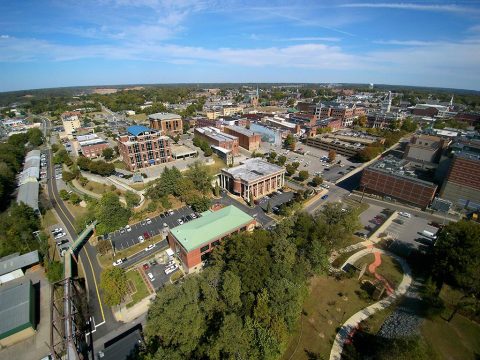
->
<box><xmin>220</xmin><ymin>158</ymin><xmax>285</xmax><ymax>202</ymax></box>
<box><xmin>360</xmin><ymin>155</ymin><xmax>438</xmax><ymax>208</ymax></box>
<box><xmin>117</xmin><ymin>125</ymin><xmax>172</xmax><ymax>170</ymax></box>
<box><xmin>194</xmin><ymin>127</ymin><xmax>239</xmax><ymax>155</ymax></box>
<box><xmin>223</xmin><ymin>125</ymin><xmax>261</xmax><ymax>151</ymax></box>
<box><xmin>222</xmin><ymin>105</ymin><xmax>243</xmax><ymax>117</ymax></box>
<box><xmin>148</xmin><ymin>112</ymin><xmax>183</xmax><ymax>135</ymax></box>
<box><xmin>315</xmin><ymin>102</ymin><xmax>365</xmax><ymax>127</ymax></box>
<box><xmin>440</xmin><ymin>139</ymin><xmax>480</xmax><ymax>209</ymax></box>
<box><xmin>168</xmin><ymin>205</ymin><xmax>256</xmax><ymax>273</ymax></box>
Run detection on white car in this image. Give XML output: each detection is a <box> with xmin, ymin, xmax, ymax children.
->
<box><xmin>112</xmin><ymin>259</ymin><xmax>123</xmax><ymax>266</ymax></box>
<box><xmin>168</xmin><ymin>209</ymin><xmax>174</xmax><ymax>215</ymax></box>
<box><xmin>164</xmin><ymin>265</ymin><xmax>178</xmax><ymax>275</ymax></box>
<box><xmin>125</xmin><ymin>225</ymin><xmax>131</xmax><ymax>232</ymax></box>
<box><xmin>138</xmin><ymin>235</ymin><xmax>145</xmax><ymax>243</ymax></box>
<box><xmin>177</xmin><ymin>219</ymin><xmax>184</xmax><ymax>225</ymax></box>
<box><xmin>146</xmin><ymin>218</ymin><xmax>152</xmax><ymax>224</ymax></box>
<box><xmin>52</xmin><ymin>227</ymin><xmax>63</xmax><ymax>233</ymax></box>
<box><xmin>398</xmin><ymin>211</ymin><xmax>411</xmax><ymax>218</ymax></box>
<box><xmin>190</xmin><ymin>213</ymin><xmax>197</xmax><ymax>219</ymax></box>
<box><xmin>54</xmin><ymin>232</ymin><xmax>66</xmax><ymax>239</ymax></box>
<box><xmin>147</xmin><ymin>272</ymin><xmax>155</xmax><ymax>281</ymax></box>
<box><xmin>145</xmin><ymin>244</ymin><xmax>156</xmax><ymax>252</ymax></box>
<box><xmin>163</xmin><ymin>222</ymin><xmax>168</xmax><ymax>228</ymax></box>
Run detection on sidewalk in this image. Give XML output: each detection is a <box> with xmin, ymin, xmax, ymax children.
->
<box><xmin>329</xmin><ymin>249</ymin><xmax>412</xmax><ymax>360</ymax></box>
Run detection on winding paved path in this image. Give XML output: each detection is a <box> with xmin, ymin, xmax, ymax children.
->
<box><xmin>329</xmin><ymin>248</ymin><xmax>412</xmax><ymax>360</ymax></box>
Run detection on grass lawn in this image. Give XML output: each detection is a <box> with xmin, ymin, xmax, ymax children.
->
<box><xmin>421</xmin><ymin>314</ymin><xmax>480</xmax><ymax>359</ymax></box>
<box><xmin>42</xmin><ymin>209</ymin><xmax>59</xmax><ymax>229</ymax></box>
<box><xmin>206</xmin><ymin>155</ymin><xmax>227</xmax><ymax>175</ymax></box>
<box><xmin>65</xmin><ymin>203</ymin><xmax>89</xmax><ymax>221</ymax></box>
<box><xmin>113</xmin><ymin>160</ymin><xmax>126</xmax><ymax>170</ymax></box>
<box><xmin>282</xmin><ymin>275</ymin><xmax>375</xmax><ymax>360</ymax></box>
<box><xmin>130</xmin><ymin>183</ymin><xmax>147</xmax><ymax>191</ymax></box>
<box><xmin>353</xmin><ymin>252</ymin><xmax>403</xmax><ymax>289</ymax></box>
<box><xmin>125</xmin><ymin>269</ymin><xmax>150</xmax><ymax>308</ymax></box>
<box><xmin>83</xmin><ymin>180</ymin><xmax>110</xmax><ymax>195</ymax></box>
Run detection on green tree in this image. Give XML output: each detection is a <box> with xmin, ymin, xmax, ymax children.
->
<box><xmin>401</xmin><ymin>117</ymin><xmax>418</xmax><ymax>132</ymax></box>
<box><xmin>100</xmin><ymin>267</ymin><xmax>128</xmax><ymax>306</ymax></box>
<box><xmin>432</xmin><ymin>220</ymin><xmax>480</xmax><ymax>299</ymax></box>
<box><xmin>312</xmin><ymin>176</ymin><xmax>323</xmax><ymax>187</ymax></box>
<box><xmin>186</xmin><ymin>161</ymin><xmax>213</xmax><ymax>194</ymax></box>
<box><xmin>69</xmin><ymin>193</ymin><xmax>81</xmax><ymax>205</ymax></box>
<box><xmin>62</xmin><ymin>170</ymin><xmax>76</xmax><ymax>182</ymax></box>
<box><xmin>95</xmin><ymin>192</ymin><xmax>131</xmax><ymax>234</ymax></box>
<box><xmin>124</xmin><ymin>190</ymin><xmax>141</xmax><ymax>209</ymax></box>
<box><xmin>26</xmin><ymin>128</ymin><xmax>44</xmax><ymax>146</ymax></box>
<box><xmin>102</xmin><ymin>147</ymin><xmax>114</xmax><ymax>160</ymax></box>
<box><xmin>277</xmin><ymin>155</ymin><xmax>287</xmax><ymax>166</ymax></box>
<box><xmin>298</xmin><ymin>170</ymin><xmax>309</xmax><ymax>182</ymax></box>
<box><xmin>284</xmin><ymin>134</ymin><xmax>296</xmax><ymax>151</ymax></box>
<box><xmin>46</xmin><ymin>261</ymin><xmax>63</xmax><ymax>283</ymax></box>
<box><xmin>59</xmin><ymin>189</ymin><xmax>70</xmax><ymax>200</ymax></box>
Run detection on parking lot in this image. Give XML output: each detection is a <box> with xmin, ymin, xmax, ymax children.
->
<box><xmin>256</xmin><ymin>190</ymin><xmax>295</xmax><ymax>212</ymax></box>
<box><xmin>49</xmin><ymin>223</ymin><xmax>72</xmax><ymax>258</ymax></box>
<box><xmin>140</xmin><ymin>252</ymin><xmax>180</xmax><ymax>290</ymax></box>
<box><xmin>259</xmin><ymin>141</ymin><xmax>361</xmax><ymax>183</ymax></box>
<box><xmin>108</xmin><ymin>206</ymin><xmax>199</xmax><ymax>251</ymax></box>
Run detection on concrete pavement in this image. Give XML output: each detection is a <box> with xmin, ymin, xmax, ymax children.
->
<box><xmin>329</xmin><ymin>248</ymin><xmax>412</xmax><ymax>360</ymax></box>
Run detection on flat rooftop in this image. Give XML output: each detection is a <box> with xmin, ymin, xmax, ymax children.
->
<box><xmin>171</xmin><ymin>144</ymin><xmax>197</xmax><ymax>157</ymax></box>
<box><xmin>368</xmin><ymin>155</ymin><xmax>436</xmax><ymax>185</ymax></box>
<box><xmin>171</xmin><ymin>205</ymin><xmax>253</xmax><ymax>252</ymax></box>
<box><xmin>223</xmin><ymin>158</ymin><xmax>284</xmax><ymax>182</ymax></box>
<box><xmin>225</xmin><ymin>125</ymin><xmax>258</xmax><ymax>137</ymax></box>
<box><xmin>148</xmin><ymin>112</ymin><xmax>181</xmax><ymax>121</ymax></box>
<box><xmin>196</xmin><ymin>127</ymin><xmax>238</xmax><ymax>142</ymax></box>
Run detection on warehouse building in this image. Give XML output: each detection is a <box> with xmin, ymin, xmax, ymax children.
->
<box><xmin>0</xmin><ymin>250</ymin><xmax>40</xmax><ymax>285</ymax></box>
<box><xmin>167</xmin><ymin>205</ymin><xmax>256</xmax><ymax>273</ymax></box>
<box><xmin>0</xmin><ymin>280</ymin><xmax>37</xmax><ymax>347</ymax></box>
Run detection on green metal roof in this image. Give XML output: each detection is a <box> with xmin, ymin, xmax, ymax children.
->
<box><xmin>171</xmin><ymin>205</ymin><xmax>254</xmax><ymax>252</ymax></box>
<box><xmin>0</xmin><ymin>280</ymin><xmax>35</xmax><ymax>339</ymax></box>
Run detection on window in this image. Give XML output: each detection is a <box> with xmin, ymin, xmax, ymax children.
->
<box><xmin>200</xmin><ymin>244</ymin><xmax>209</xmax><ymax>253</ymax></box>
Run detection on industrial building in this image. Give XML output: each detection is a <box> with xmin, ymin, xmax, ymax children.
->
<box><xmin>223</xmin><ymin>125</ymin><xmax>261</xmax><ymax>151</ymax></box>
<box><xmin>117</xmin><ymin>125</ymin><xmax>172</xmax><ymax>170</ymax></box>
<box><xmin>16</xmin><ymin>150</ymin><xmax>41</xmax><ymax>213</ymax></box>
<box><xmin>194</xmin><ymin>127</ymin><xmax>239</xmax><ymax>155</ymax></box>
<box><xmin>148</xmin><ymin>112</ymin><xmax>183</xmax><ymax>135</ymax></box>
<box><xmin>220</xmin><ymin>158</ymin><xmax>285</xmax><ymax>202</ymax></box>
<box><xmin>167</xmin><ymin>205</ymin><xmax>256</xmax><ymax>273</ymax></box>
<box><xmin>0</xmin><ymin>280</ymin><xmax>37</xmax><ymax>347</ymax></box>
<box><xmin>0</xmin><ymin>250</ymin><xmax>40</xmax><ymax>285</ymax></box>
<box><xmin>360</xmin><ymin>155</ymin><xmax>438</xmax><ymax>208</ymax></box>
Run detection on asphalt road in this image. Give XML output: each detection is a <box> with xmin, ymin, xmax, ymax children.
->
<box><xmin>46</xmin><ymin>149</ymin><xmax>118</xmax><ymax>341</ymax></box>
<box><xmin>118</xmin><ymin>238</ymin><xmax>168</xmax><ymax>269</ymax></box>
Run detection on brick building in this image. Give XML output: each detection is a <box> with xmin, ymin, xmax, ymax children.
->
<box><xmin>79</xmin><ymin>138</ymin><xmax>109</xmax><ymax>158</ymax></box>
<box><xmin>220</xmin><ymin>158</ymin><xmax>285</xmax><ymax>202</ymax></box>
<box><xmin>440</xmin><ymin>139</ymin><xmax>480</xmax><ymax>209</ymax></box>
<box><xmin>168</xmin><ymin>205</ymin><xmax>256</xmax><ymax>273</ymax></box>
<box><xmin>223</xmin><ymin>125</ymin><xmax>261</xmax><ymax>151</ymax></box>
<box><xmin>117</xmin><ymin>125</ymin><xmax>172</xmax><ymax>170</ymax></box>
<box><xmin>315</xmin><ymin>102</ymin><xmax>365</xmax><ymax>127</ymax></box>
<box><xmin>148</xmin><ymin>112</ymin><xmax>183</xmax><ymax>135</ymax></box>
<box><xmin>360</xmin><ymin>155</ymin><xmax>438</xmax><ymax>208</ymax></box>
<box><xmin>194</xmin><ymin>127</ymin><xmax>239</xmax><ymax>155</ymax></box>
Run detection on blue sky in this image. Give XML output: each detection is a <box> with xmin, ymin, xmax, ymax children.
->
<box><xmin>1</xmin><ymin>0</ymin><xmax>480</xmax><ymax>91</ymax></box>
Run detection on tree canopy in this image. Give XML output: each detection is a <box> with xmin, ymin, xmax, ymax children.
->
<box><xmin>100</xmin><ymin>267</ymin><xmax>128</xmax><ymax>306</ymax></box>
<box><xmin>95</xmin><ymin>192</ymin><xmax>131</xmax><ymax>235</ymax></box>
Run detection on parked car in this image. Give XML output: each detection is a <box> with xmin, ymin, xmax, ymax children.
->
<box><xmin>321</xmin><ymin>194</ymin><xmax>329</xmax><ymax>200</ymax></box>
<box><xmin>143</xmin><ymin>232</ymin><xmax>150</xmax><ymax>239</ymax></box>
<box><xmin>52</xmin><ymin>227</ymin><xmax>63</xmax><ymax>233</ymax></box>
<box><xmin>143</xmin><ymin>263</ymin><xmax>149</xmax><ymax>270</ymax></box>
<box><xmin>145</xmin><ymin>244</ymin><xmax>156</xmax><ymax>252</ymax></box>
<box><xmin>165</xmin><ymin>265</ymin><xmax>178</xmax><ymax>275</ymax></box>
<box><xmin>112</xmin><ymin>259</ymin><xmax>123</xmax><ymax>266</ymax></box>
<box><xmin>147</xmin><ymin>272</ymin><xmax>155</xmax><ymax>281</ymax></box>
<box><xmin>398</xmin><ymin>211</ymin><xmax>411</xmax><ymax>218</ymax></box>
<box><xmin>168</xmin><ymin>209</ymin><xmax>174</xmax><ymax>215</ymax></box>
<box><xmin>190</xmin><ymin>213</ymin><xmax>197</xmax><ymax>219</ymax></box>
<box><xmin>120</xmin><ymin>228</ymin><xmax>125</xmax><ymax>234</ymax></box>
<box><xmin>146</xmin><ymin>218</ymin><xmax>152</xmax><ymax>224</ymax></box>
<box><xmin>57</xmin><ymin>239</ymin><xmax>69</xmax><ymax>245</ymax></box>
<box><xmin>54</xmin><ymin>232</ymin><xmax>66</xmax><ymax>239</ymax></box>
<box><xmin>125</xmin><ymin>225</ymin><xmax>132</xmax><ymax>232</ymax></box>
<box><xmin>177</xmin><ymin>219</ymin><xmax>184</xmax><ymax>225</ymax></box>
<box><xmin>138</xmin><ymin>235</ymin><xmax>145</xmax><ymax>243</ymax></box>
<box><xmin>141</xmin><ymin>220</ymin><xmax>147</xmax><ymax>226</ymax></box>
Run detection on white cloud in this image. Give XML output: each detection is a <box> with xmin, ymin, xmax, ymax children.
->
<box><xmin>374</xmin><ymin>39</ymin><xmax>435</xmax><ymax>46</ymax></box>
<box><xmin>339</xmin><ymin>2</ymin><xmax>480</xmax><ymax>14</ymax></box>
<box><xmin>0</xmin><ymin>35</ymin><xmax>9</xmax><ymax>39</ymax></box>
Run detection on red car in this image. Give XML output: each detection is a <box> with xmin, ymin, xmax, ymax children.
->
<box><xmin>143</xmin><ymin>231</ymin><xmax>151</xmax><ymax>239</ymax></box>
<box><xmin>143</xmin><ymin>263</ymin><xmax>149</xmax><ymax>270</ymax></box>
